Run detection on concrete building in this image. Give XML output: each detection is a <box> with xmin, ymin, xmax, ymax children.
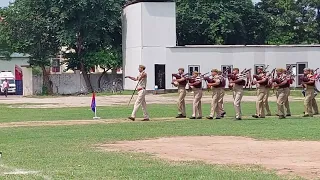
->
<box><xmin>0</xmin><ymin>53</ymin><xmax>29</xmax><ymax>73</ymax></box>
<box><xmin>0</xmin><ymin>53</ymin><xmax>30</xmax><ymax>95</ymax></box>
<box><xmin>122</xmin><ymin>0</ymin><xmax>320</xmax><ymax>90</ymax></box>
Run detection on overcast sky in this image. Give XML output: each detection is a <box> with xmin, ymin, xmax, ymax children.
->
<box><xmin>0</xmin><ymin>0</ymin><xmax>261</xmax><ymax>7</ymax></box>
<box><xmin>0</xmin><ymin>0</ymin><xmax>12</xmax><ymax>7</ymax></box>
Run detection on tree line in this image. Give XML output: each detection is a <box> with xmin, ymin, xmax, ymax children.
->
<box><xmin>0</xmin><ymin>0</ymin><xmax>319</xmax><ymax>94</ymax></box>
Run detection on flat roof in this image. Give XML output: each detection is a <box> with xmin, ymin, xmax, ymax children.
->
<box><xmin>169</xmin><ymin>45</ymin><xmax>320</xmax><ymax>48</ymax></box>
<box><xmin>123</xmin><ymin>0</ymin><xmax>174</xmax><ymax>8</ymax></box>
<box><xmin>0</xmin><ymin>53</ymin><xmax>30</xmax><ymax>59</ymax></box>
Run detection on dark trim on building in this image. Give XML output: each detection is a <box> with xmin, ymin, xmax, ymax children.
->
<box><xmin>168</xmin><ymin>45</ymin><xmax>320</xmax><ymax>48</ymax></box>
<box><xmin>123</xmin><ymin>0</ymin><xmax>174</xmax><ymax>8</ymax></box>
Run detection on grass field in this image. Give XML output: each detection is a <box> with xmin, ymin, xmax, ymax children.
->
<box><xmin>0</xmin><ymin>99</ymin><xmax>318</xmax><ymax>179</ymax></box>
<box><xmin>0</xmin><ymin>101</ymin><xmax>311</xmax><ymax>123</ymax></box>
<box><xmin>28</xmin><ymin>88</ymin><xmax>307</xmax><ymax>98</ymax></box>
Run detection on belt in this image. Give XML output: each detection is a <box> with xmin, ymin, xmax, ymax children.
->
<box><xmin>137</xmin><ymin>87</ymin><xmax>145</xmax><ymax>91</ymax></box>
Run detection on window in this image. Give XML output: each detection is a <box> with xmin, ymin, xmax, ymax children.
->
<box><xmin>297</xmin><ymin>62</ymin><xmax>307</xmax><ymax>86</ymax></box>
<box><xmin>51</xmin><ymin>58</ymin><xmax>60</xmax><ymax>73</ymax></box>
<box><xmin>254</xmin><ymin>64</ymin><xmax>265</xmax><ymax>75</ymax></box>
<box><xmin>155</xmin><ymin>64</ymin><xmax>166</xmax><ymax>89</ymax></box>
<box><xmin>188</xmin><ymin>65</ymin><xmax>200</xmax><ymax>75</ymax></box>
<box><xmin>221</xmin><ymin>65</ymin><xmax>233</xmax><ymax>75</ymax></box>
<box><xmin>297</xmin><ymin>63</ymin><xmax>307</xmax><ymax>75</ymax></box>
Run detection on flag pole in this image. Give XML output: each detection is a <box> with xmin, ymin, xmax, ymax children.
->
<box><xmin>93</xmin><ymin>107</ymin><xmax>100</xmax><ymax>120</ymax></box>
<box><xmin>92</xmin><ymin>92</ymin><xmax>100</xmax><ymax>120</ymax></box>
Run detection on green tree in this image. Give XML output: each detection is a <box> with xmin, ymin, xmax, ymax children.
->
<box><xmin>294</xmin><ymin>0</ymin><xmax>320</xmax><ymax>44</ymax></box>
<box><xmin>53</xmin><ymin>0</ymin><xmax>124</xmax><ymax>93</ymax></box>
<box><xmin>2</xmin><ymin>0</ymin><xmax>61</xmax><ymax>94</ymax></box>
<box><xmin>176</xmin><ymin>0</ymin><xmax>264</xmax><ymax>45</ymax></box>
<box><xmin>84</xmin><ymin>47</ymin><xmax>122</xmax><ymax>90</ymax></box>
<box><xmin>256</xmin><ymin>0</ymin><xmax>301</xmax><ymax>44</ymax></box>
<box><xmin>0</xmin><ymin>8</ymin><xmax>13</xmax><ymax>59</ymax></box>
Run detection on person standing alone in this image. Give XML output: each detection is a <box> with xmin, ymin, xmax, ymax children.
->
<box><xmin>2</xmin><ymin>79</ymin><xmax>9</xmax><ymax>97</ymax></box>
<box><xmin>126</xmin><ymin>65</ymin><xmax>150</xmax><ymax>121</ymax></box>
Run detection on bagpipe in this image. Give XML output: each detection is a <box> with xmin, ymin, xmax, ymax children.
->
<box><xmin>171</xmin><ymin>73</ymin><xmax>189</xmax><ymax>87</ymax></box>
<box><xmin>252</xmin><ymin>65</ymin><xmax>276</xmax><ymax>87</ymax></box>
<box><xmin>271</xmin><ymin>68</ymin><xmax>293</xmax><ymax>91</ymax></box>
<box><xmin>301</xmin><ymin>68</ymin><xmax>320</xmax><ymax>96</ymax></box>
<box><xmin>238</xmin><ymin>68</ymin><xmax>252</xmax><ymax>80</ymax></box>
<box><xmin>186</xmin><ymin>72</ymin><xmax>210</xmax><ymax>91</ymax></box>
<box><xmin>171</xmin><ymin>71</ymin><xmax>209</xmax><ymax>90</ymax></box>
<box><xmin>227</xmin><ymin>68</ymin><xmax>251</xmax><ymax>89</ymax></box>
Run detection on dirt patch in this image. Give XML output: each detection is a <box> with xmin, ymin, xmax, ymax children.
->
<box><xmin>98</xmin><ymin>136</ymin><xmax>320</xmax><ymax>179</ymax></box>
<box><xmin>0</xmin><ymin>94</ymin><xmax>275</xmax><ymax>108</ymax></box>
<box><xmin>0</xmin><ymin>118</ymin><xmax>175</xmax><ymax>128</ymax></box>
<box><xmin>0</xmin><ymin>120</ymin><xmax>116</xmax><ymax>128</ymax></box>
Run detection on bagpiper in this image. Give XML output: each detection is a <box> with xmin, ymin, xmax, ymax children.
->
<box><xmin>205</xmin><ymin>69</ymin><xmax>223</xmax><ymax>119</ymax></box>
<box><xmin>272</xmin><ymin>68</ymin><xmax>290</xmax><ymax>119</ymax></box>
<box><xmin>301</xmin><ymin>68</ymin><xmax>316</xmax><ymax>117</ymax></box>
<box><xmin>252</xmin><ymin>67</ymin><xmax>268</xmax><ymax>118</ymax></box>
<box><xmin>228</xmin><ymin>68</ymin><xmax>246</xmax><ymax>120</ymax></box>
<box><xmin>172</xmin><ymin>68</ymin><xmax>188</xmax><ymax>118</ymax></box>
<box><xmin>188</xmin><ymin>71</ymin><xmax>203</xmax><ymax>119</ymax></box>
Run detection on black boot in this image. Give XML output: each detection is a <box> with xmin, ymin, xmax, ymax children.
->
<box><xmin>176</xmin><ymin>114</ymin><xmax>186</xmax><ymax>118</ymax></box>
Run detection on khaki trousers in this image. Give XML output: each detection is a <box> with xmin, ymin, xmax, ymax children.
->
<box><xmin>233</xmin><ymin>85</ymin><xmax>243</xmax><ymax>118</ymax></box>
<box><xmin>218</xmin><ymin>89</ymin><xmax>225</xmax><ymax>114</ymax></box>
<box><xmin>192</xmin><ymin>88</ymin><xmax>203</xmax><ymax>117</ymax></box>
<box><xmin>264</xmin><ymin>88</ymin><xmax>271</xmax><ymax>115</ymax></box>
<box><xmin>131</xmin><ymin>89</ymin><xmax>149</xmax><ymax>119</ymax></box>
<box><xmin>256</xmin><ymin>86</ymin><xmax>267</xmax><ymax>117</ymax></box>
<box><xmin>304</xmin><ymin>87</ymin><xmax>315</xmax><ymax>116</ymax></box>
<box><xmin>210</xmin><ymin>88</ymin><xmax>222</xmax><ymax>117</ymax></box>
<box><xmin>284</xmin><ymin>87</ymin><xmax>291</xmax><ymax>115</ymax></box>
<box><xmin>312</xmin><ymin>94</ymin><xmax>319</xmax><ymax>114</ymax></box>
<box><xmin>177</xmin><ymin>86</ymin><xmax>187</xmax><ymax>116</ymax></box>
<box><xmin>277</xmin><ymin>88</ymin><xmax>287</xmax><ymax>116</ymax></box>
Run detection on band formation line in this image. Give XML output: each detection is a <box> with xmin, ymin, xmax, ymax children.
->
<box><xmin>125</xmin><ymin>65</ymin><xmax>319</xmax><ymax>121</ymax></box>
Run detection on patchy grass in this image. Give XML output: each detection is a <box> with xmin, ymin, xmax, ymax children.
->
<box><xmin>0</xmin><ymin>119</ymin><xmax>311</xmax><ymax>179</ymax></box>
<box><xmin>0</xmin><ymin>101</ymin><xmax>312</xmax><ymax>123</ymax></box>
<box><xmin>0</xmin><ymin>99</ymin><xmax>316</xmax><ymax>179</ymax></box>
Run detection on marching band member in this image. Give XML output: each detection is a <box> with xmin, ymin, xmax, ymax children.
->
<box><xmin>218</xmin><ymin>70</ymin><xmax>226</xmax><ymax>117</ymax></box>
<box><xmin>172</xmin><ymin>68</ymin><xmax>187</xmax><ymax>118</ymax></box>
<box><xmin>126</xmin><ymin>65</ymin><xmax>150</xmax><ymax>121</ymax></box>
<box><xmin>228</xmin><ymin>68</ymin><xmax>246</xmax><ymax>120</ymax></box>
<box><xmin>301</xmin><ymin>68</ymin><xmax>316</xmax><ymax>117</ymax></box>
<box><xmin>252</xmin><ymin>67</ymin><xmax>268</xmax><ymax>118</ymax></box>
<box><xmin>188</xmin><ymin>71</ymin><xmax>203</xmax><ymax>119</ymax></box>
<box><xmin>205</xmin><ymin>69</ymin><xmax>222</xmax><ymax>120</ymax></box>
<box><xmin>264</xmin><ymin>71</ymin><xmax>272</xmax><ymax>116</ymax></box>
<box><xmin>282</xmin><ymin>69</ymin><xmax>292</xmax><ymax>116</ymax></box>
<box><xmin>310</xmin><ymin>69</ymin><xmax>319</xmax><ymax>115</ymax></box>
<box><xmin>273</xmin><ymin>68</ymin><xmax>290</xmax><ymax>119</ymax></box>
